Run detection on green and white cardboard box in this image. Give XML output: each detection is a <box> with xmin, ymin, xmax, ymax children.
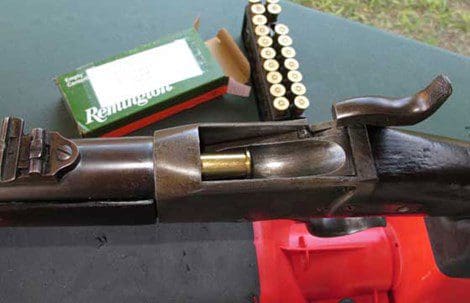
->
<box><xmin>56</xmin><ymin>27</ymin><xmax>250</xmax><ymax>137</ymax></box>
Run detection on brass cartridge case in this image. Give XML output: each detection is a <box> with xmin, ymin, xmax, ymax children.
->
<box><xmin>257</xmin><ymin>35</ymin><xmax>274</xmax><ymax>48</ymax></box>
<box><xmin>283</xmin><ymin>58</ymin><xmax>299</xmax><ymax>71</ymax></box>
<box><xmin>290</xmin><ymin>82</ymin><xmax>307</xmax><ymax>96</ymax></box>
<box><xmin>266</xmin><ymin>71</ymin><xmax>283</xmax><ymax>84</ymax></box>
<box><xmin>255</xmin><ymin>25</ymin><xmax>271</xmax><ymax>36</ymax></box>
<box><xmin>263</xmin><ymin>59</ymin><xmax>280</xmax><ymax>72</ymax></box>
<box><xmin>252</xmin><ymin>14</ymin><xmax>268</xmax><ymax>26</ymax></box>
<box><xmin>266</xmin><ymin>3</ymin><xmax>282</xmax><ymax>23</ymax></box>
<box><xmin>260</xmin><ymin>47</ymin><xmax>277</xmax><ymax>60</ymax></box>
<box><xmin>277</xmin><ymin>35</ymin><xmax>293</xmax><ymax>47</ymax></box>
<box><xmin>293</xmin><ymin>95</ymin><xmax>310</xmax><ymax>116</ymax></box>
<box><xmin>270</xmin><ymin>83</ymin><xmax>287</xmax><ymax>97</ymax></box>
<box><xmin>201</xmin><ymin>151</ymin><xmax>252</xmax><ymax>180</ymax></box>
<box><xmin>273</xmin><ymin>96</ymin><xmax>290</xmax><ymax>112</ymax></box>
<box><xmin>251</xmin><ymin>3</ymin><xmax>266</xmax><ymax>15</ymax></box>
<box><xmin>286</xmin><ymin>70</ymin><xmax>303</xmax><ymax>83</ymax></box>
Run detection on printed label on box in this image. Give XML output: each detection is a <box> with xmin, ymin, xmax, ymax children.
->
<box><xmin>86</xmin><ymin>39</ymin><xmax>203</xmax><ymax>108</ymax></box>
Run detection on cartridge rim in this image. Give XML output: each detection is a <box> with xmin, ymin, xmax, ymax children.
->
<box><xmin>274</xmin><ymin>23</ymin><xmax>289</xmax><ymax>35</ymax></box>
<box><xmin>270</xmin><ymin>84</ymin><xmax>286</xmax><ymax>97</ymax></box>
<box><xmin>252</xmin><ymin>14</ymin><xmax>268</xmax><ymax>26</ymax></box>
<box><xmin>291</xmin><ymin>82</ymin><xmax>307</xmax><ymax>96</ymax></box>
<box><xmin>257</xmin><ymin>36</ymin><xmax>273</xmax><ymax>48</ymax></box>
<box><xmin>281</xmin><ymin>46</ymin><xmax>296</xmax><ymax>58</ymax></box>
<box><xmin>273</xmin><ymin>97</ymin><xmax>290</xmax><ymax>111</ymax></box>
<box><xmin>251</xmin><ymin>3</ymin><xmax>266</xmax><ymax>15</ymax></box>
<box><xmin>284</xmin><ymin>58</ymin><xmax>299</xmax><ymax>71</ymax></box>
<box><xmin>266</xmin><ymin>0</ymin><xmax>280</xmax><ymax>4</ymax></box>
<box><xmin>266</xmin><ymin>71</ymin><xmax>283</xmax><ymax>84</ymax></box>
<box><xmin>277</xmin><ymin>35</ymin><xmax>293</xmax><ymax>47</ymax></box>
<box><xmin>267</xmin><ymin>3</ymin><xmax>282</xmax><ymax>15</ymax></box>
<box><xmin>260</xmin><ymin>47</ymin><xmax>277</xmax><ymax>60</ymax></box>
<box><xmin>248</xmin><ymin>0</ymin><xmax>261</xmax><ymax>3</ymax></box>
<box><xmin>263</xmin><ymin>59</ymin><xmax>280</xmax><ymax>72</ymax></box>
<box><xmin>294</xmin><ymin>95</ymin><xmax>310</xmax><ymax>110</ymax></box>
<box><xmin>255</xmin><ymin>25</ymin><xmax>270</xmax><ymax>36</ymax></box>
<box><xmin>287</xmin><ymin>70</ymin><xmax>303</xmax><ymax>82</ymax></box>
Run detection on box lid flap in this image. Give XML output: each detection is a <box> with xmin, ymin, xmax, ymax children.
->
<box><xmin>205</xmin><ymin>29</ymin><xmax>250</xmax><ymax>84</ymax></box>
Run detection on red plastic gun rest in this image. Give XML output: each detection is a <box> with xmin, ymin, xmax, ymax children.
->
<box><xmin>253</xmin><ymin>216</ymin><xmax>470</xmax><ymax>303</ymax></box>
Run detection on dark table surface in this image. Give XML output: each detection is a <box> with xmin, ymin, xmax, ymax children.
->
<box><xmin>0</xmin><ymin>0</ymin><xmax>469</xmax><ymax>302</ymax></box>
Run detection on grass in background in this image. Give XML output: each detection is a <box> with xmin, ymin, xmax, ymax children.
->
<box><xmin>291</xmin><ymin>0</ymin><xmax>470</xmax><ymax>56</ymax></box>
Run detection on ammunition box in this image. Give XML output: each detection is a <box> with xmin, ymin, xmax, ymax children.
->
<box><xmin>57</xmin><ymin>27</ymin><xmax>250</xmax><ymax>137</ymax></box>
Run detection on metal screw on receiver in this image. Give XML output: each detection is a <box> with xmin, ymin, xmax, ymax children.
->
<box><xmin>57</xmin><ymin>144</ymin><xmax>74</xmax><ymax>161</ymax></box>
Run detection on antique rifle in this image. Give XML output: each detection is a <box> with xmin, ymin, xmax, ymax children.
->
<box><xmin>0</xmin><ymin>1</ymin><xmax>469</xmax><ymax>228</ymax></box>
<box><xmin>0</xmin><ymin>75</ymin><xmax>469</xmax><ymax>226</ymax></box>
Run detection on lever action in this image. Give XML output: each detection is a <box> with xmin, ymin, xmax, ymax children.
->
<box><xmin>0</xmin><ymin>76</ymin><xmax>469</xmax><ymax>226</ymax></box>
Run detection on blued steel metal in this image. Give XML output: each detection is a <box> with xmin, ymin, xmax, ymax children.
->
<box><xmin>0</xmin><ymin>125</ymin><xmax>155</xmax><ymax>225</ymax></box>
<box><xmin>306</xmin><ymin>217</ymin><xmax>387</xmax><ymax>237</ymax></box>
<box><xmin>333</xmin><ymin>75</ymin><xmax>452</xmax><ymax>126</ymax></box>
<box><xmin>0</xmin><ymin>104</ymin><xmax>469</xmax><ymax>224</ymax></box>
<box><xmin>0</xmin><ymin>135</ymin><xmax>154</xmax><ymax>202</ymax></box>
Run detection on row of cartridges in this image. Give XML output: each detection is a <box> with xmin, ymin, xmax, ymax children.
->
<box><xmin>248</xmin><ymin>0</ymin><xmax>310</xmax><ymax>119</ymax></box>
